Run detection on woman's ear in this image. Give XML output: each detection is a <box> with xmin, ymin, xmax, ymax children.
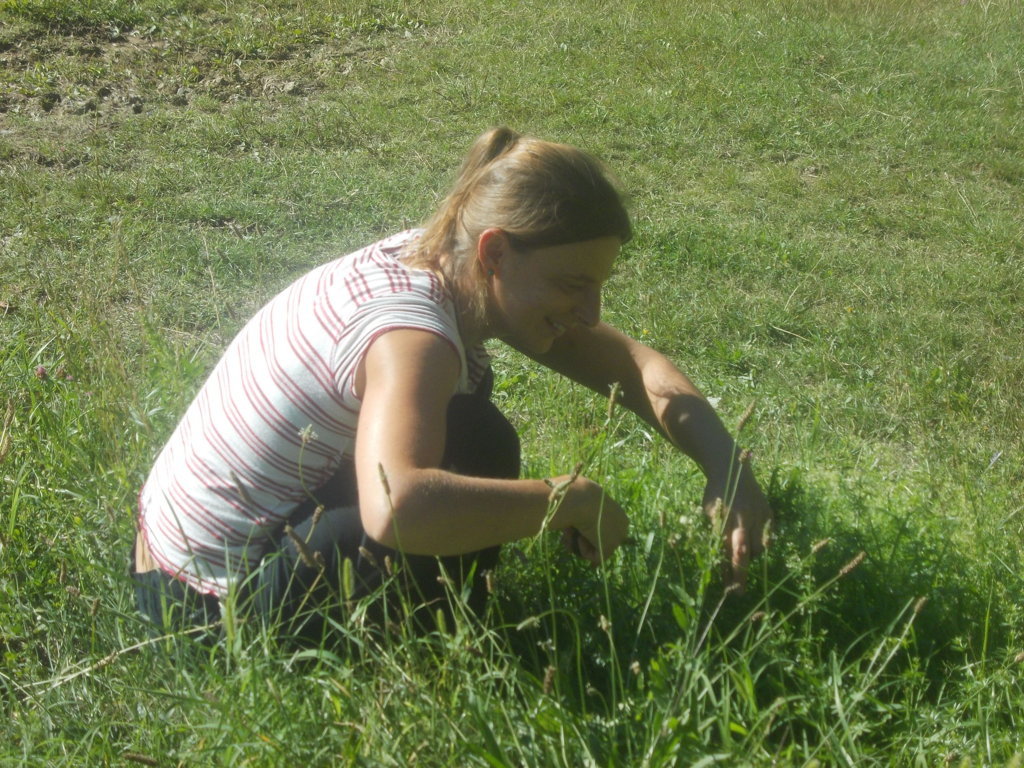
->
<box><xmin>477</xmin><ymin>228</ymin><xmax>510</xmax><ymax>277</ymax></box>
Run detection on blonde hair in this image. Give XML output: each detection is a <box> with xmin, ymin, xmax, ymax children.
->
<box><xmin>405</xmin><ymin>127</ymin><xmax>632</xmax><ymax>327</ymax></box>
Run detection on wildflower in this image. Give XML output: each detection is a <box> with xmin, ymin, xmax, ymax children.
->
<box><xmin>913</xmin><ymin>596</ymin><xmax>928</xmax><ymax>615</ymax></box>
<box><xmin>598</xmin><ymin>614</ymin><xmax>611</xmax><ymax>633</ymax></box>
<box><xmin>1013</xmin><ymin>651</ymin><xmax>1024</xmax><ymax>664</ymax></box>
<box><xmin>34</xmin><ymin>365</ymin><xmax>48</xmax><ymax>380</ymax></box>
<box><xmin>630</xmin><ymin>660</ymin><xmax>641</xmax><ymax>675</ymax></box>
<box><xmin>298</xmin><ymin>424</ymin><xmax>319</xmax><ymax>444</ymax></box>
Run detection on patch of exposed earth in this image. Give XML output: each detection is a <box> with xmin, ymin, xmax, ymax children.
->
<box><xmin>0</xmin><ymin>18</ymin><xmax>414</xmax><ymax>123</ymax></box>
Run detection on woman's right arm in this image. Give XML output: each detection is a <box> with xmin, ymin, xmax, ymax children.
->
<box><xmin>353</xmin><ymin>328</ymin><xmax>628</xmax><ymax>563</ymax></box>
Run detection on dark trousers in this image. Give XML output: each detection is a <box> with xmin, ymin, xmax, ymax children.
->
<box><xmin>133</xmin><ymin>390</ymin><xmax>520</xmax><ymax>643</ymax></box>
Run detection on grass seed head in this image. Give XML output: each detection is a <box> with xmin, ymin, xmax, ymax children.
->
<box><xmin>342</xmin><ymin>557</ymin><xmax>354</xmax><ymax>600</ymax></box>
<box><xmin>838</xmin><ymin>551</ymin><xmax>867</xmax><ymax>577</ymax></box>
<box><xmin>0</xmin><ymin>400</ymin><xmax>13</xmax><ymax>464</ymax></box>
<box><xmin>285</xmin><ymin>525</ymin><xmax>318</xmax><ymax>569</ymax></box>
<box><xmin>358</xmin><ymin>546</ymin><xmax>380</xmax><ymax>571</ymax></box>
<box><xmin>543</xmin><ymin>665</ymin><xmax>556</xmax><ymax>694</ymax></box>
<box><xmin>736</xmin><ymin>401</ymin><xmax>756</xmax><ymax>433</ymax></box>
<box><xmin>121</xmin><ymin>753</ymin><xmax>160</xmax><ymax>767</ymax></box>
<box><xmin>377</xmin><ymin>463</ymin><xmax>392</xmax><ymax>497</ymax></box>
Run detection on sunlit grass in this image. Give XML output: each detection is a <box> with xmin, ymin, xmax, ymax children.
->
<box><xmin>2</xmin><ymin>0</ymin><xmax>1022</xmax><ymax>764</ymax></box>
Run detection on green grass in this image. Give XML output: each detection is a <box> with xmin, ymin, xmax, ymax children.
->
<box><xmin>2</xmin><ymin>0</ymin><xmax>1023</xmax><ymax>764</ymax></box>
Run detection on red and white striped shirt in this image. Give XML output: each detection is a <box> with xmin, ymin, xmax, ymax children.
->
<box><xmin>138</xmin><ymin>230</ymin><xmax>490</xmax><ymax>597</ymax></box>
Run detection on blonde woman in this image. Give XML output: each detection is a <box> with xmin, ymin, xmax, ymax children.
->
<box><xmin>133</xmin><ymin>127</ymin><xmax>771</xmax><ymax>641</ymax></box>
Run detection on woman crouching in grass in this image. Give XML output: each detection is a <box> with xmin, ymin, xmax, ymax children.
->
<box><xmin>132</xmin><ymin>127</ymin><xmax>771</xmax><ymax>644</ymax></box>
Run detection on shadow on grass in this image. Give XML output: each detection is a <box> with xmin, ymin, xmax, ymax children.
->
<box><xmin>492</xmin><ymin>463</ymin><xmax>1019</xmax><ymax>721</ymax></box>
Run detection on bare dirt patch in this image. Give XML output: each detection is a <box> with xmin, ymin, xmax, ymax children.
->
<box><xmin>0</xmin><ymin>13</ymin><xmax>418</xmax><ymax>123</ymax></box>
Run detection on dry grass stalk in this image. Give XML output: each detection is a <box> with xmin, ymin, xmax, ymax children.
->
<box><xmin>545</xmin><ymin>461</ymin><xmax>583</xmax><ymax>503</ymax></box>
<box><xmin>607</xmin><ymin>381</ymin><xmax>622</xmax><ymax>421</ymax></box>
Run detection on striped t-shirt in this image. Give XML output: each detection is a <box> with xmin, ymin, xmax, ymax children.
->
<box><xmin>138</xmin><ymin>230</ymin><xmax>490</xmax><ymax>597</ymax></box>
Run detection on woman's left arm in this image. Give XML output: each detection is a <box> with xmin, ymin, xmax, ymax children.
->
<box><xmin>530</xmin><ymin>322</ymin><xmax>771</xmax><ymax>590</ymax></box>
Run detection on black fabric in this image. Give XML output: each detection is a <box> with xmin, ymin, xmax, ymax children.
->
<box><xmin>133</xmin><ymin>386</ymin><xmax>520</xmax><ymax>644</ymax></box>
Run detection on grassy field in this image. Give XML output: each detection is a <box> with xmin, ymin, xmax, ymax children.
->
<box><xmin>1</xmin><ymin>0</ymin><xmax>1022</xmax><ymax>764</ymax></box>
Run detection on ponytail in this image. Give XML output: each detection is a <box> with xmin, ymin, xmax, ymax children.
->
<box><xmin>405</xmin><ymin>127</ymin><xmax>631</xmax><ymax>328</ymax></box>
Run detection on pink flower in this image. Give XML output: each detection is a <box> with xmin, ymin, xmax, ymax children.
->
<box><xmin>34</xmin><ymin>365</ymin><xmax>48</xmax><ymax>380</ymax></box>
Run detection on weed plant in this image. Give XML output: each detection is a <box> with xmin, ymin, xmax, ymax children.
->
<box><xmin>2</xmin><ymin>0</ymin><xmax>1023</xmax><ymax>764</ymax></box>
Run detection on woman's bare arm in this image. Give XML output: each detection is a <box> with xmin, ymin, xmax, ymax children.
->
<box><xmin>530</xmin><ymin>322</ymin><xmax>771</xmax><ymax>588</ymax></box>
<box><xmin>353</xmin><ymin>329</ymin><xmax>627</xmax><ymax>562</ymax></box>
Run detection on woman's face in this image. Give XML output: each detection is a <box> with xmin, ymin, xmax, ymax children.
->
<box><xmin>486</xmin><ymin>234</ymin><xmax>620</xmax><ymax>354</ymax></box>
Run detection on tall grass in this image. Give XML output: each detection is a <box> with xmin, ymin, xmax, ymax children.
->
<box><xmin>2</xmin><ymin>0</ymin><xmax>1022</xmax><ymax>764</ymax></box>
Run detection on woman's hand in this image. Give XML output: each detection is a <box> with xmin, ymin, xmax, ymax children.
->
<box><xmin>551</xmin><ymin>475</ymin><xmax>629</xmax><ymax>565</ymax></box>
<box><xmin>702</xmin><ymin>461</ymin><xmax>771</xmax><ymax>592</ymax></box>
